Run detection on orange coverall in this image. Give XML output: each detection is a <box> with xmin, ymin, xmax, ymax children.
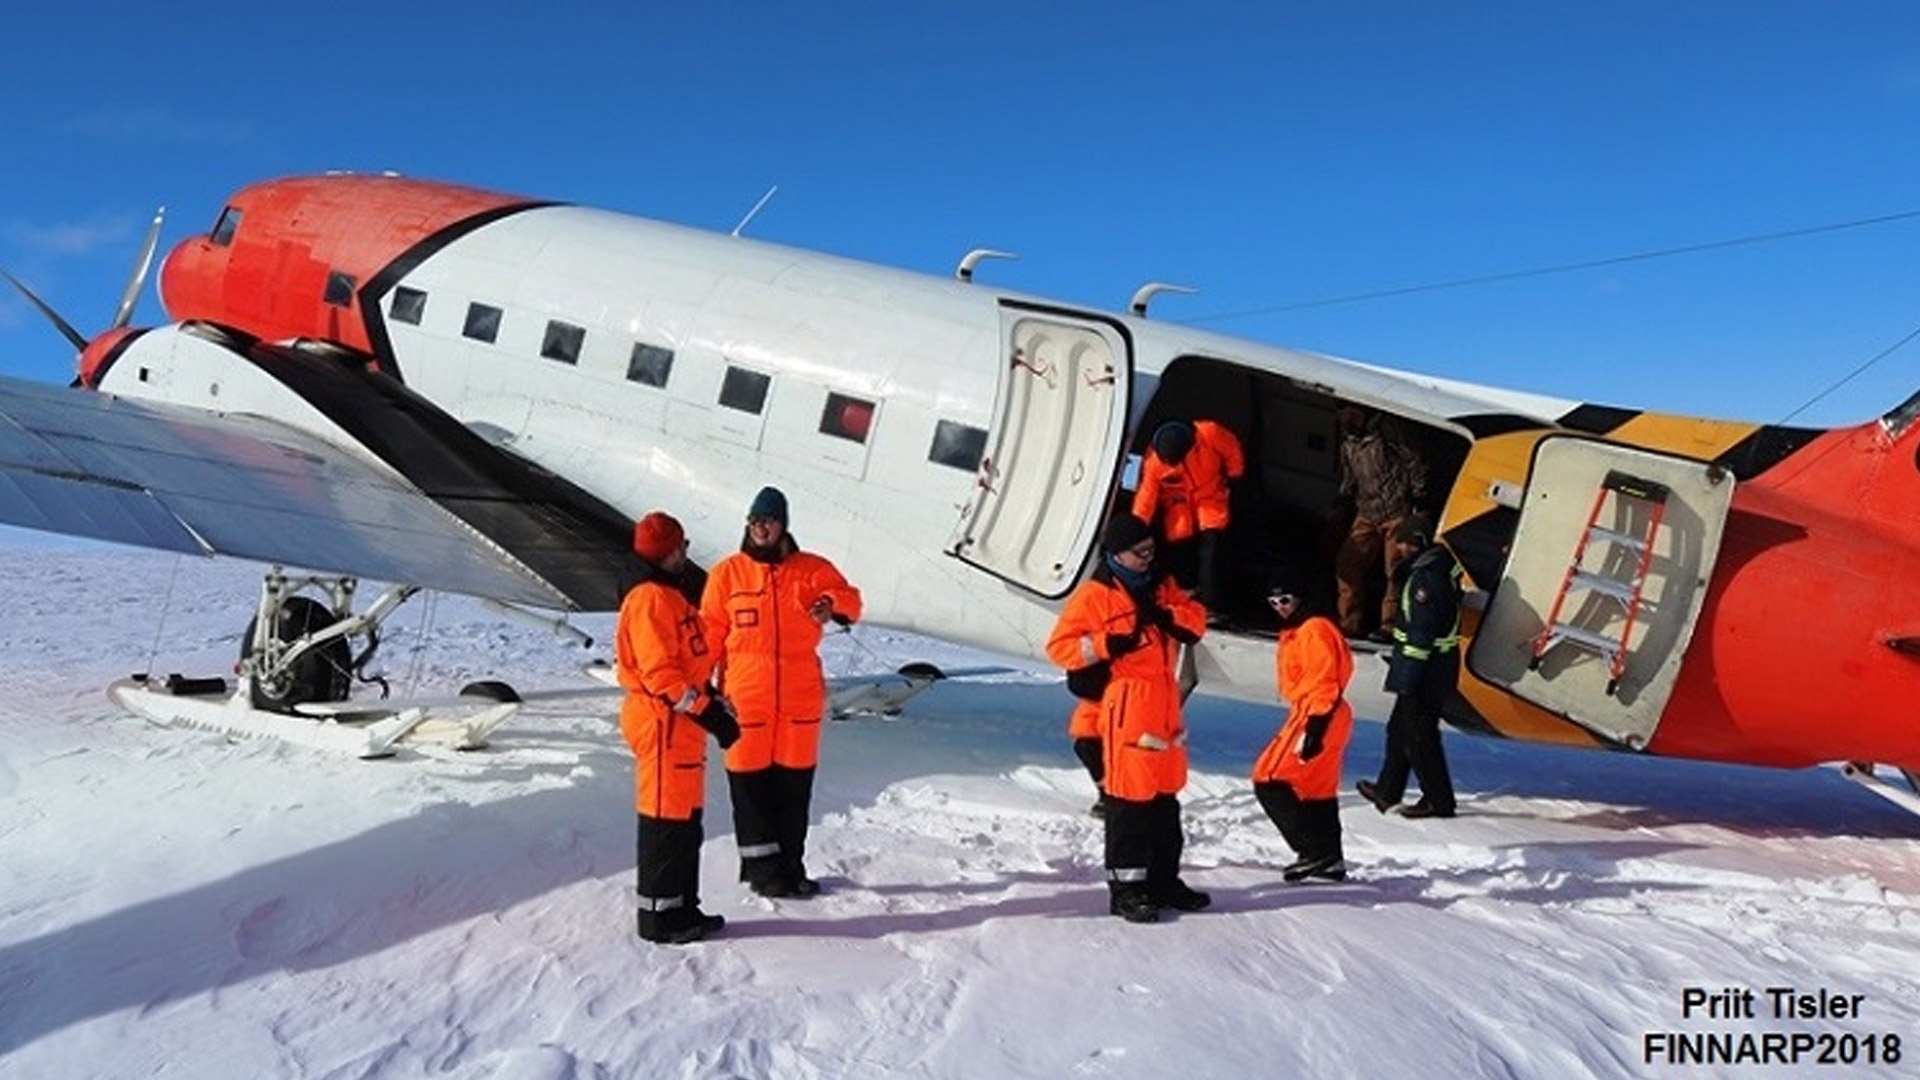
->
<box><xmin>616</xmin><ymin>576</ymin><xmax>719</xmax><ymax>820</ymax></box>
<box><xmin>701</xmin><ymin>547</ymin><xmax>863</xmax><ymax>771</ymax></box>
<box><xmin>1131</xmin><ymin>420</ymin><xmax>1246</xmax><ymax>543</ymax></box>
<box><xmin>1252</xmin><ymin>613</ymin><xmax>1355</xmax><ymax>800</ymax></box>
<box><xmin>1047</xmin><ymin>572</ymin><xmax>1207</xmax><ymax>802</ymax></box>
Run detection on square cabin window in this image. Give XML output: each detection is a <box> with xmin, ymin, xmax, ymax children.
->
<box><xmin>718</xmin><ymin>365</ymin><xmax>771</xmax><ymax>414</ymax></box>
<box><xmin>390</xmin><ymin>286</ymin><xmax>427</xmax><ymax>325</ymax></box>
<box><xmin>463</xmin><ymin>302</ymin><xmax>503</xmax><ymax>344</ymax></box>
<box><xmin>324</xmin><ymin>270</ymin><xmax>356</xmax><ymax>308</ymax></box>
<box><xmin>929</xmin><ymin>419</ymin><xmax>988</xmax><ymax>471</ymax></box>
<box><xmin>627</xmin><ymin>343</ymin><xmax>674</xmax><ymax>387</ymax></box>
<box><xmin>541</xmin><ymin>319</ymin><xmax>585</xmax><ymax>364</ymax></box>
<box><xmin>820</xmin><ymin>392</ymin><xmax>876</xmax><ymax>444</ymax></box>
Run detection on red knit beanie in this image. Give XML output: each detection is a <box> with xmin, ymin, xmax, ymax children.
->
<box><xmin>632</xmin><ymin>512</ymin><xmax>685</xmax><ymax>562</ymax></box>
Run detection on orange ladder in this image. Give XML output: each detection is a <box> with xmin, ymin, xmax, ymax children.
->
<box><xmin>1528</xmin><ymin>469</ymin><xmax>1669</xmax><ymax>695</ymax></box>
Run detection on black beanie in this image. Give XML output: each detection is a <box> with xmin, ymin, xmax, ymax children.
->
<box><xmin>1103</xmin><ymin>513</ymin><xmax>1153</xmax><ymax>553</ymax></box>
<box><xmin>1151</xmin><ymin>420</ymin><xmax>1195</xmax><ymax>464</ymax></box>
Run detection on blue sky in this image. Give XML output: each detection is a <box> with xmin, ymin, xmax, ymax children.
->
<box><xmin>5</xmin><ymin>2</ymin><xmax>1920</xmax><ymax>426</ymax></box>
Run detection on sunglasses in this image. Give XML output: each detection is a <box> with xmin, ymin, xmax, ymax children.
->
<box><xmin>1125</xmin><ymin>544</ymin><xmax>1157</xmax><ymax>560</ymax></box>
<box><xmin>1268</xmin><ymin>592</ymin><xmax>1298</xmax><ymax>607</ymax></box>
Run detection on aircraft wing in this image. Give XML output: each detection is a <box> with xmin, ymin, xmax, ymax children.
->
<box><xmin>0</xmin><ymin>373</ymin><xmax>608</xmax><ymax>609</ymax></box>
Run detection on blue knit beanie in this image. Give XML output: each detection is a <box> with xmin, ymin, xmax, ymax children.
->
<box><xmin>748</xmin><ymin>486</ymin><xmax>789</xmax><ymax>526</ymax></box>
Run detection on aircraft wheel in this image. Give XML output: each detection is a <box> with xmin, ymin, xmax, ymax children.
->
<box><xmin>240</xmin><ymin>596</ymin><xmax>353</xmax><ymax>713</ymax></box>
<box><xmin>459</xmin><ymin>679</ymin><xmax>521</xmax><ymax>703</ymax></box>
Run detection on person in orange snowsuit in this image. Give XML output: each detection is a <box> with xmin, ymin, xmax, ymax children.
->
<box><xmin>701</xmin><ymin>486</ymin><xmax>863</xmax><ymax>899</ymax></box>
<box><xmin>1252</xmin><ymin>578</ymin><xmax>1355</xmax><ymax>883</ymax></box>
<box><xmin>616</xmin><ymin>511</ymin><xmax>741</xmax><ymax>944</ymax></box>
<box><xmin>1047</xmin><ymin>513</ymin><xmax>1209</xmax><ymax>923</ymax></box>
<box><xmin>1131</xmin><ymin>418</ymin><xmax>1245</xmax><ymax>613</ymax></box>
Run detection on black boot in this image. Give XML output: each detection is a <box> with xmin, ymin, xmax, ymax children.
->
<box><xmin>751</xmin><ymin>875</ymin><xmax>821</xmax><ymax>899</ymax></box>
<box><xmin>1108</xmin><ymin>887</ymin><xmax>1160</xmax><ymax>924</ymax></box>
<box><xmin>1282</xmin><ymin>853</ymin><xmax>1348</xmax><ymax>883</ymax></box>
<box><xmin>1356</xmin><ymin>780</ymin><xmax>1396</xmax><ymax>814</ymax></box>
<box><xmin>1150</xmin><ymin>879</ymin><xmax>1212</xmax><ymax>912</ymax></box>
<box><xmin>638</xmin><ymin>908</ymin><xmax>726</xmax><ymax>944</ymax></box>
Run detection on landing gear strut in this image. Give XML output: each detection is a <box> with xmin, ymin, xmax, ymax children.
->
<box><xmin>238</xmin><ymin>568</ymin><xmax>418</xmax><ymax>713</ymax></box>
<box><xmin>109</xmin><ymin>566</ymin><xmax>518</xmax><ymax>758</ymax></box>
<box><xmin>1839</xmin><ymin>761</ymin><xmax>1920</xmax><ymax>817</ymax></box>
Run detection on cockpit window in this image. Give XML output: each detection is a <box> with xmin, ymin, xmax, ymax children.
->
<box><xmin>210</xmin><ymin>207</ymin><xmax>242</xmax><ymax>246</ymax></box>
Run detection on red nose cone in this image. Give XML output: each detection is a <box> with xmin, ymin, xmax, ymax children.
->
<box><xmin>158</xmin><ymin>235</ymin><xmax>221</xmax><ymax>324</ymax></box>
<box><xmin>76</xmin><ymin>326</ymin><xmax>141</xmax><ymax>388</ymax></box>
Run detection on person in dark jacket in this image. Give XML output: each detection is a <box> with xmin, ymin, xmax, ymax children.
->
<box><xmin>1357</xmin><ymin>512</ymin><xmax>1461</xmax><ymax>819</ymax></box>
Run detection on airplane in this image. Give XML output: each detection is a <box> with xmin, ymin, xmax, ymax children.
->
<box><xmin>2</xmin><ymin>172</ymin><xmax>1917</xmax><ymax>806</ymax></box>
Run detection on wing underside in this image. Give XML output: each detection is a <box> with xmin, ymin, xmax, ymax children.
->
<box><xmin>0</xmin><ymin>373</ymin><xmax>593</xmax><ymax>609</ymax></box>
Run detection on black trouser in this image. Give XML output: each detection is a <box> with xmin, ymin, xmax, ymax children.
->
<box><xmin>635</xmin><ymin>809</ymin><xmax>705</xmax><ymax>936</ymax></box>
<box><xmin>1072</xmin><ymin>737</ymin><xmax>1104</xmax><ymax>788</ymax></box>
<box><xmin>1162</xmin><ymin>529</ymin><xmax>1225</xmax><ymax>612</ymax></box>
<box><xmin>1254</xmin><ymin>781</ymin><xmax>1343</xmax><ymax>862</ymax></box>
<box><xmin>1372</xmin><ymin>653</ymin><xmax>1456</xmax><ymax>812</ymax></box>
<box><xmin>1104</xmin><ymin>793</ymin><xmax>1184</xmax><ymax>900</ymax></box>
<box><xmin>729</xmin><ymin>765</ymin><xmax>816</xmax><ymax>887</ymax></box>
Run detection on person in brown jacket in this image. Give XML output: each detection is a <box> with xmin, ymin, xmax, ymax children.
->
<box><xmin>1332</xmin><ymin>405</ymin><xmax>1430</xmax><ymax>640</ymax></box>
<box><xmin>1252</xmin><ymin>578</ymin><xmax>1355</xmax><ymax>883</ymax></box>
<box><xmin>617</xmin><ymin>511</ymin><xmax>741</xmax><ymax>944</ymax></box>
<box><xmin>1047</xmin><ymin>513</ymin><xmax>1210</xmax><ymax>923</ymax></box>
<box><xmin>701</xmin><ymin>487</ymin><xmax>863</xmax><ymax>898</ymax></box>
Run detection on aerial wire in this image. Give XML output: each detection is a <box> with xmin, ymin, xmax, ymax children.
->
<box><xmin>1184</xmin><ymin>207</ymin><xmax>1920</xmax><ymax>324</ymax></box>
<box><xmin>1179</xmin><ymin>205</ymin><xmax>1920</xmax><ymax>425</ymax></box>
<box><xmin>1777</xmin><ymin>320</ymin><xmax>1920</xmax><ymax>425</ymax></box>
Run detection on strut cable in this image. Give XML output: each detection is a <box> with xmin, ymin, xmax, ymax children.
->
<box><xmin>142</xmin><ymin>553</ymin><xmax>186</xmax><ymax>679</ymax></box>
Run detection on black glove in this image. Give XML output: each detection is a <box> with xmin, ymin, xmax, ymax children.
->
<box><xmin>1298</xmin><ymin>712</ymin><xmax>1331</xmax><ymax>761</ymax></box>
<box><xmin>1105</xmin><ymin>630</ymin><xmax>1143</xmax><ymax>657</ymax></box>
<box><xmin>692</xmin><ymin>695</ymin><xmax>740</xmax><ymax>749</ymax></box>
<box><xmin>1066</xmin><ymin>662</ymin><xmax>1112</xmax><ymax>702</ymax></box>
<box><xmin>1142</xmin><ymin>604</ymin><xmax>1176</xmax><ymax>631</ymax></box>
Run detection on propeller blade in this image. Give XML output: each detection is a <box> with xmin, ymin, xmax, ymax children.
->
<box><xmin>111</xmin><ymin>206</ymin><xmax>165</xmax><ymax>331</ymax></box>
<box><xmin>1</xmin><ymin>269</ymin><xmax>89</xmax><ymax>352</ymax></box>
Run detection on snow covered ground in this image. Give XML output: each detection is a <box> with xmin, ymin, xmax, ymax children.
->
<box><xmin>3</xmin><ymin>542</ymin><xmax>1919</xmax><ymax>1079</ymax></box>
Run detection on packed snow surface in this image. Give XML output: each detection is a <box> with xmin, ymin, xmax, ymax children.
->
<box><xmin>3</xmin><ymin>545</ymin><xmax>1918</xmax><ymax>1079</ymax></box>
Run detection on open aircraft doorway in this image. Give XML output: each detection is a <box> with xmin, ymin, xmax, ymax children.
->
<box><xmin>1127</xmin><ymin>354</ymin><xmax>1470</xmax><ymax>640</ymax></box>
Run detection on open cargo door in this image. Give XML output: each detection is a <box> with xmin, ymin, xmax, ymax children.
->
<box><xmin>947</xmin><ymin>303</ymin><xmax>1132</xmax><ymax>598</ymax></box>
<box><xmin>1466</xmin><ymin>435</ymin><xmax>1734</xmax><ymax>749</ymax></box>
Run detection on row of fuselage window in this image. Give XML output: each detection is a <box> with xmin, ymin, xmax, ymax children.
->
<box><xmin>378</xmin><ymin>283</ymin><xmax>990</xmax><ymax>474</ymax></box>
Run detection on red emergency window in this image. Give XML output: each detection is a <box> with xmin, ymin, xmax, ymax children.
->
<box><xmin>820</xmin><ymin>393</ymin><xmax>876</xmax><ymax>443</ymax></box>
